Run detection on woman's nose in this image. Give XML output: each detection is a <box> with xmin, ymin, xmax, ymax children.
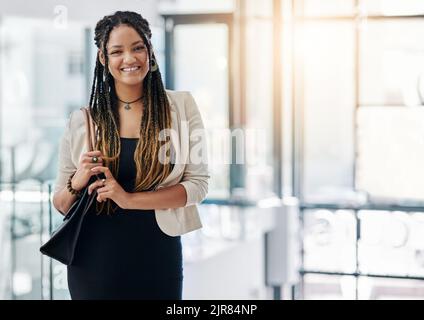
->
<box><xmin>123</xmin><ymin>52</ymin><xmax>136</xmax><ymax>64</ymax></box>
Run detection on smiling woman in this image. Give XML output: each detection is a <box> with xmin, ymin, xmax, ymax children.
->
<box><xmin>100</xmin><ymin>27</ymin><xmax>150</xmax><ymax>89</ymax></box>
<box><xmin>99</xmin><ymin>27</ymin><xmax>150</xmax><ymax>112</ymax></box>
<box><xmin>51</xmin><ymin>10</ymin><xmax>209</xmax><ymax>300</ymax></box>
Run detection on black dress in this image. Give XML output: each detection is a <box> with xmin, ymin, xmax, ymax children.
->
<box><xmin>67</xmin><ymin>137</ymin><xmax>183</xmax><ymax>300</ymax></box>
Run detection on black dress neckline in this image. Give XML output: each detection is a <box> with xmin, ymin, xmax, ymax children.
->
<box><xmin>120</xmin><ymin>137</ymin><xmax>139</xmax><ymax>140</ymax></box>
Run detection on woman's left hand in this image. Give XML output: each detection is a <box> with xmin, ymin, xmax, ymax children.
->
<box><xmin>88</xmin><ymin>166</ymin><xmax>130</xmax><ymax>209</ymax></box>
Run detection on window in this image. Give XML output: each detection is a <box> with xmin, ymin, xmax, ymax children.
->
<box><xmin>67</xmin><ymin>51</ymin><xmax>83</xmax><ymax>75</ymax></box>
<box><xmin>299</xmin><ymin>20</ymin><xmax>356</xmax><ymax>201</ymax></box>
<box><xmin>0</xmin><ymin>16</ymin><xmax>87</xmax><ymax>300</ymax></box>
<box><xmin>303</xmin><ymin>209</ymin><xmax>356</xmax><ymax>273</ymax></box>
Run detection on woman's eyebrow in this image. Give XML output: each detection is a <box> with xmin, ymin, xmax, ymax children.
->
<box><xmin>109</xmin><ymin>40</ymin><xmax>144</xmax><ymax>49</ymax></box>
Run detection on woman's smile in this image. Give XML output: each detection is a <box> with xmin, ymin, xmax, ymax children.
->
<box><xmin>121</xmin><ymin>66</ymin><xmax>141</xmax><ymax>73</ymax></box>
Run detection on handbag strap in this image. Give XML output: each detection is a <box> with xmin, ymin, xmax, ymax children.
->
<box><xmin>79</xmin><ymin>107</ymin><xmax>101</xmax><ymax>211</ymax></box>
<box><xmin>80</xmin><ymin>107</ymin><xmax>96</xmax><ymax>152</ymax></box>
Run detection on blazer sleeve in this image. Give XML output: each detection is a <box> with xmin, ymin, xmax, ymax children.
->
<box><xmin>178</xmin><ymin>92</ymin><xmax>210</xmax><ymax>207</ymax></box>
<box><xmin>54</xmin><ymin>112</ymin><xmax>77</xmax><ymax>194</ymax></box>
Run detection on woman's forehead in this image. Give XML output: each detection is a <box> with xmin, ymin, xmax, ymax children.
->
<box><xmin>107</xmin><ymin>25</ymin><xmax>145</xmax><ymax>48</ymax></box>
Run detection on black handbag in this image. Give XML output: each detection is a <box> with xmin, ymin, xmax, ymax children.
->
<box><xmin>40</xmin><ymin>107</ymin><xmax>102</xmax><ymax>265</ymax></box>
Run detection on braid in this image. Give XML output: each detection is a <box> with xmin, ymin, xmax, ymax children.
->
<box><xmin>89</xmin><ymin>11</ymin><xmax>172</xmax><ymax>215</ymax></box>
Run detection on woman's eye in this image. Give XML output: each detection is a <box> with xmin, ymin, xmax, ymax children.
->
<box><xmin>108</xmin><ymin>46</ymin><xmax>145</xmax><ymax>55</ymax></box>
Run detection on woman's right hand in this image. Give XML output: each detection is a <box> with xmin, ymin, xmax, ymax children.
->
<box><xmin>71</xmin><ymin>150</ymin><xmax>104</xmax><ymax>191</ymax></box>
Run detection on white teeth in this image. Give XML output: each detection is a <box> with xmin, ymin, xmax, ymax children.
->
<box><xmin>121</xmin><ymin>66</ymin><xmax>140</xmax><ymax>72</ymax></box>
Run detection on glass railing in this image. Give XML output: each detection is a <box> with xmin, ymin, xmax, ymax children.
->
<box><xmin>299</xmin><ymin>202</ymin><xmax>424</xmax><ymax>299</ymax></box>
<box><xmin>0</xmin><ymin>181</ymin><xmax>279</xmax><ymax>300</ymax></box>
<box><xmin>0</xmin><ymin>180</ymin><xmax>70</xmax><ymax>299</ymax></box>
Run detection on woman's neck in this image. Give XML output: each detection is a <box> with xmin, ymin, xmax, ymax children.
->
<box><xmin>114</xmin><ymin>81</ymin><xmax>144</xmax><ymax>111</ymax></box>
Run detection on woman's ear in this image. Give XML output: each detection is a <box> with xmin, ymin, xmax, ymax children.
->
<box><xmin>98</xmin><ymin>49</ymin><xmax>105</xmax><ymax>66</ymax></box>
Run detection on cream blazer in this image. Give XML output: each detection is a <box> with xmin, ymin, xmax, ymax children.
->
<box><xmin>54</xmin><ymin>90</ymin><xmax>209</xmax><ymax>236</ymax></box>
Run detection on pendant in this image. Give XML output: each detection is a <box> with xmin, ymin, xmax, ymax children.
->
<box><xmin>124</xmin><ymin>103</ymin><xmax>131</xmax><ymax>110</ymax></box>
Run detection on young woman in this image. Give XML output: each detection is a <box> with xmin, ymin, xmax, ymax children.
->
<box><xmin>52</xmin><ymin>11</ymin><xmax>209</xmax><ymax>300</ymax></box>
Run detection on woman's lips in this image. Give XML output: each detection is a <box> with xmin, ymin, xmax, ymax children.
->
<box><xmin>120</xmin><ymin>66</ymin><xmax>141</xmax><ymax>73</ymax></box>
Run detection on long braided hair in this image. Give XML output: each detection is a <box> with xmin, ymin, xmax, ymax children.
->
<box><xmin>90</xmin><ymin>11</ymin><xmax>173</xmax><ymax>214</ymax></box>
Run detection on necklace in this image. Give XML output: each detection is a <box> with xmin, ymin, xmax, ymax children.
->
<box><xmin>117</xmin><ymin>96</ymin><xmax>143</xmax><ymax>110</ymax></box>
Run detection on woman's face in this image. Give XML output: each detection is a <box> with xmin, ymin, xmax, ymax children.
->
<box><xmin>100</xmin><ymin>24</ymin><xmax>149</xmax><ymax>87</ymax></box>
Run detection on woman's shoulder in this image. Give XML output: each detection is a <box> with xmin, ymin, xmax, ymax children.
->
<box><xmin>166</xmin><ymin>89</ymin><xmax>187</xmax><ymax>105</ymax></box>
<box><xmin>165</xmin><ymin>89</ymin><xmax>199</xmax><ymax>116</ymax></box>
<box><xmin>165</xmin><ymin>89</ymin><xmax>186</xmax><ymax>97</ymax></box>
<box><xmin>61</xmin><ymin>108</ymin><xmax>86</xmax><ymax>144</ymax></box>
<box><xmin>65</xmin><ymin>108</ymin><xmax>86</xmax><ymax>133</ymax></box>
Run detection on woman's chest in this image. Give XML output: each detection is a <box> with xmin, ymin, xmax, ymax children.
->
<box><xmin>118</xmin><ymin>111</ymin><xmax>142</xmax><ymax>138</ymax></box>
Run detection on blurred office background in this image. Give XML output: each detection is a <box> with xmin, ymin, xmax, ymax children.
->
<box><xmin>1</xmin><ymin>0</ymin><xmax>424</xmax><ymax>300</ymax></box>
